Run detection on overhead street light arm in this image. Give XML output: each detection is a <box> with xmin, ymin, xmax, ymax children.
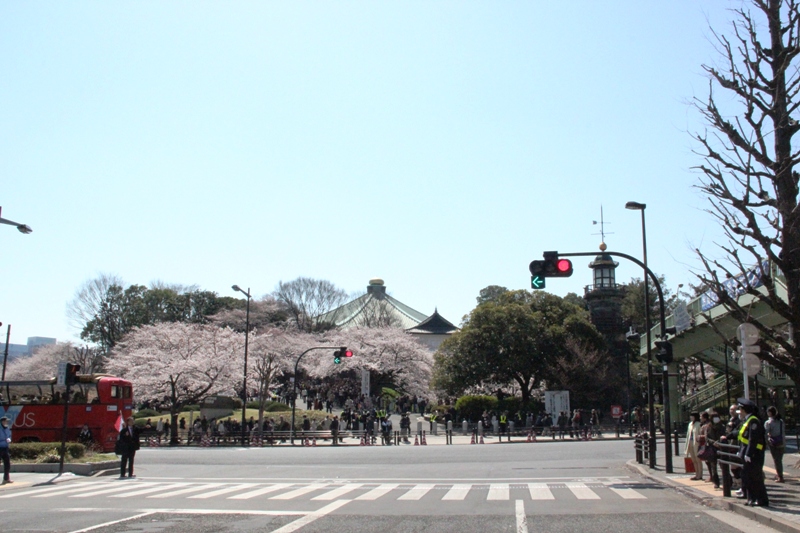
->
<box><xmin>0</xmin><ymin>207</ymin><xmax>32</xmax><ymax>234</ymax></box>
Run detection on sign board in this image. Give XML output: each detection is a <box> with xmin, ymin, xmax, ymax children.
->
<box><xmin>737</xmin><ymin>323</ymin><xmax>759</xmax><ymax>345</ymax></box>
<box><xmin>544</xmin><ymin>391</ymin><xmax>570</xmax><ymax>417</ymax></box>
<box><xmin>741</xmin><ymin>353</ymin><xmax>761</xmax><ymax>377</ymax></box>
<box><xmin>361</xmin><ymin>368</ymin><xmax>370</xmax><ymax>396</ymax></box>
<box><xmin>673</xmin><ymin>303</ymin><xmax>692</xmax><ymax>334</ymax></box>
<box><xmin>56</xmin><ymin>361</ymin><xmax>67</xmax><ymax>386</ymax></box>
<box><xmin>611</xmin><ymin>405</ymin><xmax>623</xmax><ymax>418</ymax></box>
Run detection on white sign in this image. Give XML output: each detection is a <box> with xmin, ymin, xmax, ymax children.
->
<box><xmin>361</xmin><ymin>368</ymin><xmax>370</xmax><ymax>396</ymax></box>
<box><xmin>673</xmin><ymin>303</ymin><xmax>692</xmax><ymax>333</ymax></box>
<box><xmin>56</xmin><ymin>361</ymin><xmax>67</xmax><ymax>386</ymax></box>
<box><xmin>741</xmin><ymin>353</ymin><xmax>762</xmax><ymax>377</ymax></box>
<box><xmin>738</xmin><ymin>323</ymin><xmax>761</xmax><ymax>396</ymax></box>
<box><xmin>544</xmin><ymin>391</ymin><xmax>570</xmax><ymax>417</ymax></box>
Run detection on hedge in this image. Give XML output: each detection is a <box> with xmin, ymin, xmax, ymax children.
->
<box><xmin>455</xmin><ymin>395</ymin><xmax>499</xmax><ymax>422</ymax></box>
<box><xmin>10</xmin><ymin>442</ymin><xmax>85</xmax><ymax>461</ymax></box>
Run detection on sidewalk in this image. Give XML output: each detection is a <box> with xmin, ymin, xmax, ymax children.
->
<box><xmin>628</xmin><ymin>453</ymin><xmax>800</xmax><ymax>533</ymax></box>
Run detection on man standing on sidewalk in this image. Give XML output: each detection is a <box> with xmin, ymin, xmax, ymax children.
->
<box><xmin>0</xmin><ymin>416</ymin><xmax>12</xmax><ymax>485</ymax></box>
<box><xmin>737</xmin><ymin>398</ymin><xmax>768</xmax><ymax>507</ymax></box>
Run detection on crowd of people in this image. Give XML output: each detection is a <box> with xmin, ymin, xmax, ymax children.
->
<box><xmin>683</xmin><ymin>398</ymin><xmax>785</xmax><ymax>507</ymax></box>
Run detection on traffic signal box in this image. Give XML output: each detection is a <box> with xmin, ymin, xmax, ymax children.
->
<box><xmin>654</xmin><ymin>341</ymin><xmax>673</xmax><ymax>364</ymax></box>
<box><xmin>65</xmin><ymin>363</ymin><xmax>81</xmax><ymax>386</ymax></box>
<box><xmin>529</xmin><ymin>251</ymin><xmax>573</xmax><ymax>290</ymax></box>
<box><xmin>333</xmin><ymin>347</ymin><xmax>353</xmax><ymax>365</ymax></box>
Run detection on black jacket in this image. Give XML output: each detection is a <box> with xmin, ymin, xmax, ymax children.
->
<box><xmin>118</xmin><ymin>425</ymin><xmax>141</xmax><ymax>453</ymax></box>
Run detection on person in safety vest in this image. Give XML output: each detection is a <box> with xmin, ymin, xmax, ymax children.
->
<box><xmin>737</xmin><ymin>398</ymin><xmax>768</xmax><ymax>507</ymax></box>
<box><xmin>499</xmin><ymin>412</ymin><xmax>508</xmax><ymax>435</ymax></box>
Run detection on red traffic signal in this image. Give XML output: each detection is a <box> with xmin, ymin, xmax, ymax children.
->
<box><xmin>555</xmin><ymin>258</ymin><xmax>572</xmax><ymax>275</ymax></box>
<box><xmin>541</xmin><ymin>251</ymin><xmax>573</xmax><ymax>278</ymax></box>
<box><xmin>344</xmin><ymin>349</ymin><xmax>353</xmax><ymax>357</ymax></box>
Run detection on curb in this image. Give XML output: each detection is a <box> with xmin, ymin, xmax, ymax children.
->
<box><xmin>625</xmin><ymin>460</ymin><xmax>800</xmax><ymax>533</ymax></box>
<box><xmin>10</xmin><ymin>461</ymin><xmax>119</xmax><ymax>476</ymax></box>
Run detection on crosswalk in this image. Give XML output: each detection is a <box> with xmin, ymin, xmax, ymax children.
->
<box><xmin>0</xmin><ymin>479</ymin><xmax>651</xmax><ymax>504</ymax></box>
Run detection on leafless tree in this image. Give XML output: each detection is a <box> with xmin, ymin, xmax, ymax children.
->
<box><xmin>272</xmin><ymin>277</ymin><xmax>348</xmax><ymax>332</ymax></box>
<box><xmin>350</xmin><ymin>299</ymin><xmax>403</xmax><ymax>328</ymax></box>
<box><xmin>66</xmin><ymin>273</ymin><xmax>123</xmax><ymax>332</ymax></box>
<box><xmin>693</xmin><ymin>0</ymin><xmax>800</xmax><ymax>411</ymax></box>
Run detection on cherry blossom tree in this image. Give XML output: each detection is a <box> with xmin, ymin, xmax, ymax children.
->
<box><xmin>301</xmin><ymin>327</ymin><xmax>433</xmax><ymax>397</ymax></box>
<box><xmin>5</xmin><ymin>342</ymin><xmax>102</xmax><ymax>380</ymax></box>
<box><xmin>106</xmin><ymin>322</ymin><xmax>243</xmax><ymax>443</ymax></box>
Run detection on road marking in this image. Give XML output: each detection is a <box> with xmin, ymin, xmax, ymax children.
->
<box><xmin>608</xmin><ymin>486</ymin><xmax>646</xmax><ymax>499</ymax></box>
<box><xmin>441</xmin><ymin>483</ymin><xmax>471</xmax><ymax>500</ymax></box>
<box><xmin>566</xmin><ymin>482</ymin><xmax>600</xmax><ymax>500</ymax></box>
<box><xmin>355</xmin><ymin>483</ymin><xmax>398</xmax><ymax>500</ymax></box>
<box><xmin>270</xmin><ymin>499</ymin><xmax>350</xmax><ymax>533</ymax></box>
<box><xmin>148</xmin><ymin>483</ymin><xmax>225</xmax><ymax>498</ymax></box>
<box><xmin>312</xmin><ymin>483</ymin><xmax>364</xmax><ymax>501</ymax></box>
<box><xmin>8</xmin><ymin>484</ymin><xmax>109</xmax><ymax>499</ymax></box>
<box><xmin>70</xmin><ymin>484</ymin><xmax>142</xmax><ymax>498</ymax></box>
<box><xmin>487</xmin><ymin>483</ymin><xmax>509</xmax><ymax>500</ymax></box>
<box><xmin>516</xmin><ymin>500</ymin><xmax>528</xmax><ymax>533</ymax></box>
<box><xmin>397</xmin><ymin>484</ymin><xmax>435</xmax><ymax>500</ymax></box>
<box><xmin>67</xmin><ymin>511</ymin><xmax>155</xmax><ymax>533</ymax></box>
<box><xmin>110</xmin><ymin>483</ymin><xmax>190</xmax><ymax>498</ymax></box>
<box><xmin>527</xmin><ymin>483</ymin><xmax>554</xmax><ymax>500</ymax></box>
<box><xmin>270</xmin><ymin>483</ymin><xmax>329</xmax><ymax>500</ymax></box>
<box><xmin>187</xmin><ymin>483</ymin><xmax>259</xmax><ymax>499</ymax></box>
<box><xmin>229</xmin><ymin>483</ymin><xmax>293</xmax><ymax>500</ymax></box>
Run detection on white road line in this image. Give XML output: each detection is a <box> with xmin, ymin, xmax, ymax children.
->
<box><xmin>187</xmin><ymin>483</ymin><xmax>259</xmax><ymax>499</ymax></box>
<box><xmin>67</xmin><ymin>511</ymin><xmax>155</xmax><ymax>533</ymax></box>
<box><xmin>312</xmin><ymin>483</ymin><xmax>363</xmax><ymax>501</ymax></box>
<box><xmin>71</xmin><ymin>484</ymin><xmax>143</xmax><ymax>498</ymax></box>
<box><xmin>397</xmin><ymin>484</ymin><xmax>435</xmax><ymax>501</ymax></box>
<box><xmin>270</xmin><ymin>499</ymin><xmax>351</xmax><ymax>533</ymax></box>
<box><xmin>228</xmin><ymin>483</ymin><xmax>293</xmax><ymax>500</ymax></box>
<box><xmin>20</xmin><ymin>484</ymin><xmax>112</xmax><ymax>499</ymax></box>
<box><xmin>441</xmin><ymin>484</ymin><xmax>471</xmax><ymax>500</ymax></box>
<box><xmin>608</xmin><ymin>487</ymin><xmax>646</xmax><ymax>500</ymax></box>
<box><xmin>566</xmin><ymin>482</ymin><xmax>600</xmax><ymax>500</ymax></box>
<box><xmin>527</xmin><ymin>483</ymin><xmax>554</xmax><ymax>500</ymax></box>
<box><xmin>110</xmin><ymin>483</ymin><xmax>190</xmax><ymax>498</ymax></box>
<box><xmin>270</xmin><ymin>483</ymin><xmax>329</xmax><ymax>500</ymax></box>
<box><xmin>487</xmin><ymin>483</ymin><xmax>509</xmax><ymax>500</ymax></box>
<box><xmin>355</xmin><ymin>483</ymin><xmax>399</xmax><ymax>501</ymax></box>
<box><xmin>148</xmin><ymin>483</ymin><xmax>225</xmax><ymax>498</ymax></box>
<box><xmin>516</xmin><ymin>500</ymin><xmax>529</xmax><ymax>533</ymax></box>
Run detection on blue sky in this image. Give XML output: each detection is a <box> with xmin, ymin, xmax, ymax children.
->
<box><xmin>2</xmin><ymin>1</ymin><xmax>739</xmax><ymax>345</ymax></box>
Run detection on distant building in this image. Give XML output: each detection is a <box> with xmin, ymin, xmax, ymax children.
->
<box><xmin>0</xmin><ymin>336</ymin><xmax>57</xmax><ymax>361</ymax></box>
<box><xmin>319</xmin><ymin>278</ymin><xmax>458</xmax><ymax>351</ymax></box>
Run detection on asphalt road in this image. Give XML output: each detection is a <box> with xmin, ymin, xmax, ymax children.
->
<box><xmin>1</xmin><ymin>440</ymin><xmax>784</xmax><ymax>532</ymax></box>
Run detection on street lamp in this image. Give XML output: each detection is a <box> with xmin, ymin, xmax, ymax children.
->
<box><xmin>232</xmin><ymin>285</ymin><xmax>251</xmax><ymax>446</ymax></box>
<box><xmin>0</xmin><ymin>207</ymin><xmax>32</xmax><ymax>234</ymax></box>
<box><xmin>625</xmin><ymin>201</ymin><xmax>657</xmax><ymax>469</ymax></box>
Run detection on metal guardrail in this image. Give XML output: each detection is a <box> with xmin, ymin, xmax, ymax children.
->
<box><xmin>633</xmin><ymin>433</ymin><xmax>651</xmax><ymax>465</ymax></box>
<box><xmin>715</xmin><ymin>440</ymin><xmax>743</xmax><ymax>498</ymax></box>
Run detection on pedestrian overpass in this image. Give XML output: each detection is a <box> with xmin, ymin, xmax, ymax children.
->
<box><xmin>638</xmin><ymin>264</ymin><xmax>795</xmax><ymax>425</ymax></box>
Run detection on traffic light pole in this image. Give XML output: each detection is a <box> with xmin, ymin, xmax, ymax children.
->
<box><xmin>557</xmin><ymin>250</ymin><xmax>672</xmax><ymax>473</ymax></box>
<box><xmin>290</xmin><ymin>346</ymin><xmax>341</xmax><ymax>445</ymax></box>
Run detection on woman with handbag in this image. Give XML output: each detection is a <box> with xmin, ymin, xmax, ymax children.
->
<box><xmin>765</xmin><ymin>406</ymin><xmax>785</xmax><ymax>483</ymax></box>
<box><xmin>701</xmin><ymin>409</ymin><xmax>724</xmax><ymax>489</ymax></box>
<box><xmin>685</xmin><ymin>412</ymin><xmax>703</xmax><ymax>480</ymax></box>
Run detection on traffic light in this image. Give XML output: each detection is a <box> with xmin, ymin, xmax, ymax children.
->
<box><xmin>542</xmin><ymin>251</ymin><xmax>573</xmax><ymax>277</ymax></box>
<box><xmin>529</xmin><ymin>260</ymin><xmax>546</xmax><ymax>289</ymax></box>
<box><xmin>65</xmin><ymin>363</ymin><xmax>81</xmax><ymax>386</ymax></box>
<box><xmin>654</xmin><ymin>341</ymin><xmax>673</xmax><ymax>364</ymax></box>
<box><xmin>333</xmin><ymin>347</ymin><xmax>352</xmax><ymax>365</ymax></box>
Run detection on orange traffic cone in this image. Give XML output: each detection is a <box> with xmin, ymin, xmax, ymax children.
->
<box><xmin>312</xmin><ymin>438</ymin><xmax>317</xmax><ymax>447</ymax></box>
<box><xmin>421</xmin><ymin>432</ymin><xmax>427</xmax><ymax>445</ymax></box>
<box><xmin>414</xmin><ymin>435</ymin><xmax>419</xmax><ymax>446</ymax></box>
<box><xmin>360</xmin><ymin>435</ymin><xmax>366</xmax><ymax>446</ymax></box>
<box><xmin>479</xmin><ymin>435</ymin><xmax>485</xmax><ymax>444</ymax></box>
<box><xmin>470</xmin><ymin>433</ymin><xmax>476</xmax><ymax>445</ymax></box>
<box><xmin>526</xmin><ymin>432</ymin><xmax>531</xmax><ymax>443</ymax></box>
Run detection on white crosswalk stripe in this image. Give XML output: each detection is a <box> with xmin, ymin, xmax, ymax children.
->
<box><xmin>0</xmin><ymin>479</ymin><xmax>651</xmax><ymax>503</ymax></box>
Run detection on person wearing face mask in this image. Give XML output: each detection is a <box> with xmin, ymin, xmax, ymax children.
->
<box><xmin>0</xmin><ymin>416</ymin><xmax>11</xmax><ymax>485</ymax></box>
<box><xmin>704</xmin><ymin>409</ymin><xmax>724</xmax><ymax>489</ymax></box>
<box><xmin>685</xmin><ymin>412</ymin><xmax>703</xmax><ymax>480</ymax></box>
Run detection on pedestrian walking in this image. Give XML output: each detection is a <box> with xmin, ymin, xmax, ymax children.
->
<box><xmin>685</xmin><ymin>412</ymin><xmax>703</xmax><ymax>480</ymax></box>
<box><xmin>0</xmin><ymin>416</ymin><xmax>12</xmax><ymax>484</ymax></box>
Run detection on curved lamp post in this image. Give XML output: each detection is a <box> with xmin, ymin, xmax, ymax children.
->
<box><xmin>0</xmin><ymin>207</ymin><xmax>32</xmax><ymax>234</ymax></box>
<box><xmin>232</xmin><ymin>285</ymin><xmax>251</xmax><ymax>446</ymax></box>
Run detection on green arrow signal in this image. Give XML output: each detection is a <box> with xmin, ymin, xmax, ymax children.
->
<box><xmin>531</xmin><ymin>276</ymin><xmax>545</xmax><ymax>289</ymax></box>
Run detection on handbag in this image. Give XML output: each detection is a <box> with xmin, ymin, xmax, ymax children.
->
<box><xmin>684</xmin><ymin>456</ymin><xmax>695</xmax><ymax>473</ymax></box>
<box><xmin>698</xmin><ymin>444</ymin><xmax>716</xmax><ymax>461</ymax></box>
<box><xmin>114</xmin><ymin>439</ymin><xmax>124</xmax><ymax>456</ymax></box>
